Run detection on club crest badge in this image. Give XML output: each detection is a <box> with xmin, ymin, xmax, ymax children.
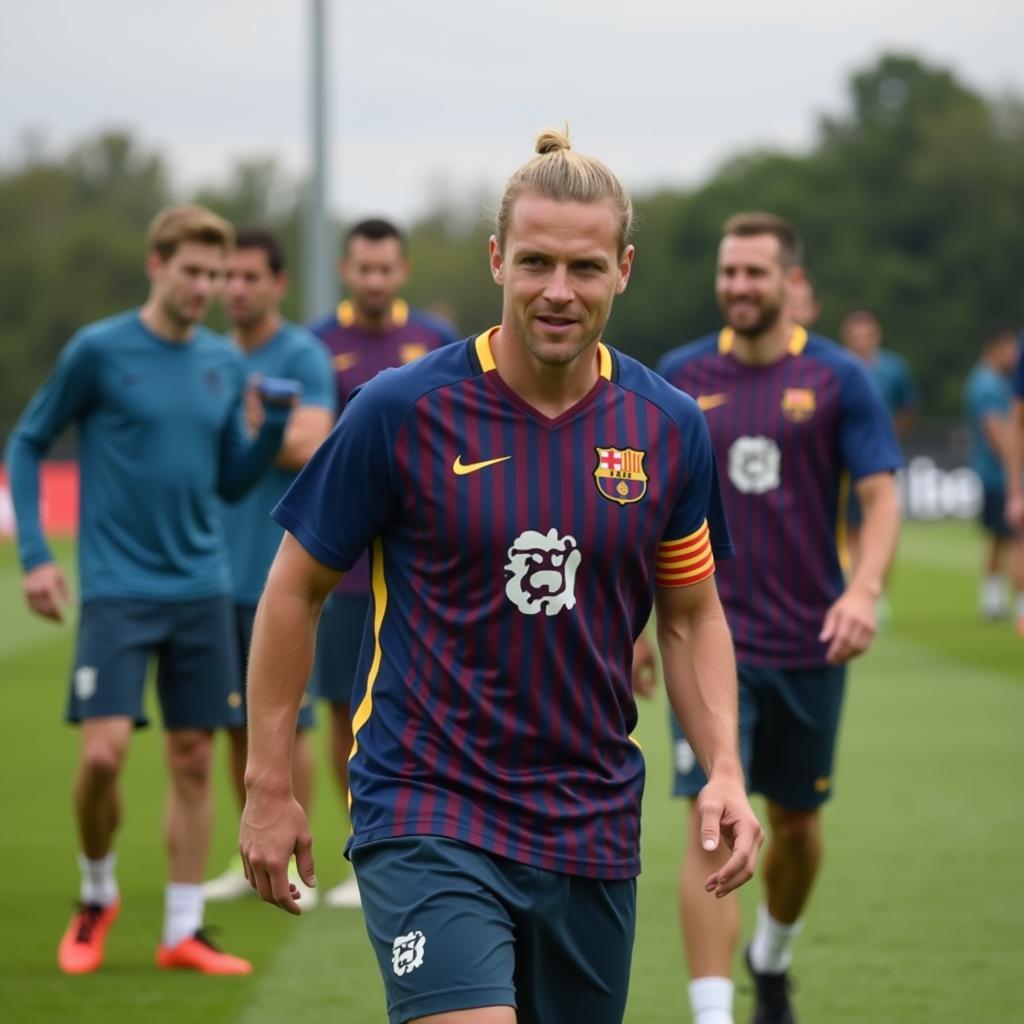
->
<box><xmin>781</xmin><ymin>387</ymin><xmax>816</xmax><ymax>423</ymax></box>
<box><xmin>594</xmin><ymin>446</ymin><xmax>648</xmax><ymax>506</ymax></box>
<box><xmin>399</xmin><ymin>343</ymin><xmax>428</xmax><ymax>364</ymax></box>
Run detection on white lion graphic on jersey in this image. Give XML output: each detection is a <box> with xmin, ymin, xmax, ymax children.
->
<box><xmin>504</xmin><ymin>528</ymin><xmax>582</xmax><ymax>616</ymax></box>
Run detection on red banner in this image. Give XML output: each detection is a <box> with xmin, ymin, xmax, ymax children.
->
<box><xmin>0</xmin><ymin>461</ymin><xmax>80</xmax><ymax>539</ymax></box>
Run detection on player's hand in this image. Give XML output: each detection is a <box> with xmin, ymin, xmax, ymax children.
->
<box><xmin>23</xmin><ymin>562</ymin><xmax>73</xmax><ymax>622</ymax></box>
<box><xmin>239</xmin><ymin>791</ymin><xmax>316</xmax><ymax>916</ymax></box>
<box><xmin>631</xmin><ymin>632</ymin><xmax>658</xmax><ymax>699</ymax></box>
<box><xmin>244</xmin><ymin>379</ymin><xmax>266</xmax><ymax>437</ymax></box>
<box><xmin>1006</xmin><ymin>492</ymin><xmax>1024</xmax><ymax>533</ymax></box>
<box><xmin>819</xmin><ymin>583</ymin><xmax>877</xmax><ymax>664</ymax></box>
<box><xmin>697</xmin><ymin>774</ymin><xmax>763</xmax><ymax>898</ymax></box>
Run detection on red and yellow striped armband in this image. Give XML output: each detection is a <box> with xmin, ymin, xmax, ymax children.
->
<box><xmin>655</xmin><ymin>520</ymin><xmax>715</xmax><ymax>587</ymax></box>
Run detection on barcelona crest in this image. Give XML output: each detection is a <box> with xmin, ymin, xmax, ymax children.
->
<box><xmin>780</xmin><ymin>387</ymin><xmax>816</xmax><ymax>423</ymax></box>
<box><xmin>594</xmin><ymin>446</ymin><xmax>648</xmax><ymax>506</ymax></box>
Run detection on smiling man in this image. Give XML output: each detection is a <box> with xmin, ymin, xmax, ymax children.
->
<box><xmin>656</xmin><ymin>213</ymin><xmax>903</xmax><ymax>1024</ymax></box>
<box><xmin>239</xmin><ymin>131</ymin><xmax>762</xmax><ymax>1024</ymax></box>
<box><xmin>5</xmin><ymin>204</ymin><xmax>290</xmax><ymax>976</ymax></box>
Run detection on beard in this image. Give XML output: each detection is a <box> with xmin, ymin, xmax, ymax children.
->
<box><xmin>722</xmin><ymin>294</ymin><xmax>783</xmax><ymax>339</ymax></box>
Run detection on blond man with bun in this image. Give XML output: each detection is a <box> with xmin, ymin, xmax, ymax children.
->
<box><xmin>240</xmin><ymin>130</ymin><xmax>761</xmax><ymax>1024</ymax></box>
<box><xmin>5</xmin><ymin>204</ymin><xmax>290</xmax><ymax>976</ymax></box>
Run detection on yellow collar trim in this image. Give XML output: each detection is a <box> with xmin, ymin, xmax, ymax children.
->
<box><xmin>718</xmin><ymin>325</ymin><xmax>808</xmax><ymax>356</ymax></box>
<box><xmin>337</xmin><ymin>297</ymin><xmax>409</xmax><ymax>329</ymax></box>
<box><xmin>474</xmin><ymin>329</ymin><xmax>612</xmax><ymax>381</ymax></box>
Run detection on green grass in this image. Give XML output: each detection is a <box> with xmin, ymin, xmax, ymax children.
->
<box><xmin>0</xmin><ymin>522</ymin><xmax>1022</xmax><ymax>1022</ymax></box>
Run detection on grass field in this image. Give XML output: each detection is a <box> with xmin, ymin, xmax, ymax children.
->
<box><xmin>1</xmin><ymin>521</ymin><xmax>1022</xmax><ymax>1023</ymax></box>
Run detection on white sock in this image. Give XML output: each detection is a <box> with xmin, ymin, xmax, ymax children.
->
<box><xmin>163</xmin><ymin>883</ymin><xmax>204</xmax><ymax>948</ymax></box>
<box><xmin>981</xmin><ymin>575</ymin><xmax>1008</xmax><ymax>617</ymax></box>
<box><xmin>78</xmin><ymin>852</ymin><xmax>119</xmax><ymax>907</ymax></box>
<box><xmin>748</xmin><ymin>904</ymin><xmax>803</xmax><ymax>974</ymax></box>
<box><xmin>688</xmin><ymin>976</ymin><xmax>733</xmax><ymax>1024</ymax></box>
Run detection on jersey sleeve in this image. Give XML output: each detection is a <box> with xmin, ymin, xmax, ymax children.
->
<box><xmin>839</xmin><ymin>360</ymin><xmax>904</xmax><ymax>480</ymax></box>
<box><xmin>4</xmin><ymin>331</ymin><xmax>100</xmax><ymax>571</ymax></box>
<box><xmin>657</xmin><ymin>400</ymin><xmax>732</xmax><ymax>587</ymax></box>
<box><xmin>891</xmin><ymin>355</ymin><xmax>920</xmax><ymax>413</ymax></box>
<box><xmin>289</xmin><ymin>342</ymin><xmax>336</xmax><ymax>413</ymax></box>
<box><xmin>271</xmin><ymin>376</ymin><xmax>402</xmax><ymax>571</ymax></box>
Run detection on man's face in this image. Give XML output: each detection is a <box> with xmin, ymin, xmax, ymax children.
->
<box><xmin>489</xmin><ymin>193</ymin><xmax>633</xmax><ymax>367</ymax></box>
<box><xmin>148</xmin><ymin>241</ymin><xmax>226</xmax><ymax>329</ymax></box>
<box><xmin>841</xmin><ymin>315</ymin><xmax>882</xmax><ymax>361</ymax></box>
<box><xmin>340</xmin><ymin>236</ymin><xmax>409</xmax><ymax>319</ymax></box>
<box><xmin>994</xmin><ymin>333</ymin><xmax>1021</xmax><ymax>374</ymax></box>
<box><xmin>786</xmin><ymin>276</ymin><xmax>820</xmax><ymax>327</ymax></box>
<box><xmin>715</xmin><ymin>234</ymin><xmax>789</xmax><ymax>338</ymax></box>
<box><xmin>223</xmin><ymin>247</ymin><xmax>285</xmax><ymax>329</ymax></box>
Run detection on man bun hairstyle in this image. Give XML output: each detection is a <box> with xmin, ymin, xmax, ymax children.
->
<box><xmin>496</xmin><ymin>126</ymin><xmax>634</xmax><ymax>255</ymax></box>
<box><xmin>147</xmin><ymin>203</ymin><xmax>234</xmax><ymax>262</ymax></box>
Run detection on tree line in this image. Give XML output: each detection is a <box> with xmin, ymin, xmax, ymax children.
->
<box><xmin>2</xmin><ymin>52</ymin><xmax>1022</xmax><ymax>435</ymax></box>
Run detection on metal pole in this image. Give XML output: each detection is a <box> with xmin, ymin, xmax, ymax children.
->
<box><xmin>304</xmin><ymin>0</ymin><xmax>336</xmax><ymax>321</ymax></box>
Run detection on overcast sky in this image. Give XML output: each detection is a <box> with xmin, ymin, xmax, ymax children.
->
<box><xmin>1</xmin><ymin>1</ymin><xmax>1016</xmax><ymax>224</ymax></box>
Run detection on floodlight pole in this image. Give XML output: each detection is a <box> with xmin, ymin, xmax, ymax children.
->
<box><xmin>304</xmin><ymin>0</ymin><xmax>336</xmax><ymax>321</ymax></box>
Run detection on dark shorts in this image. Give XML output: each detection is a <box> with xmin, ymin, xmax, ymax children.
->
<box><xmin>232</xmin><ymin>604</ymin><xmax>315</xmax><ymax>730</ymax></box>
<box><xmin>671</xmin><ymin>663</ymin><xmax>847</xmax><ymax>811</ymax></box>
<box><xmin>352</xmin><ymin>837</ymin><xmax>636</xmax><ymax>1024</ymax></box>
<box><xmin>980</xmin><ymin>485</ymin><xmax>1014</xmax><ymax>539</ymax></box>
<box><xmin>312</xmin><ymin>593</ymin><xmax>370</xmax><ymax>706</ymax></box>
<box><xmin>67</xmin><ymin>596</ymin><xmax>243</xmax><ymax>730</ymax></box>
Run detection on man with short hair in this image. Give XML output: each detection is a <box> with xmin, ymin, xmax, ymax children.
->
<box><xmin>240</xmin><ymin>130</ymin><xmax>763</xmax><ymax>1024</ymax></box>
<box><xmin>202</xmin><ymin>228</ymin><xmax>335</xmax><ymax>905</ymax></box>
<box><xmin>307</xmin><ymin>216</ymin><xmax>459</xmax><ymax>908</ymax></box>
<box><xmin>5</xmin><ymin>204</ymin><xmax>287</xmax><ymax>975</ymax></box>
<box><xmin>963</xmin><ymin>326</ymin><xmax>1023</xmax><ymax>624</ymax></box>
<box><xmin>657</xmin><ymin>213</ymin><xmax>902</xmax><ymax>1024</ymax></box>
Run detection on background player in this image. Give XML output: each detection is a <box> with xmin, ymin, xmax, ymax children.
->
<box><xmin>962</xmin><ymin>325</ymin><xmax>1023</xmax><ymax>624</ymax></box>
<box><xmin>202</xmin><ymin>228</ymin><xmax>335</xmax><ymax>905</ymax></box>
<box><xmin>4</xmin><ymin>205</ymin><xmax>289</xmax><ymax>975</ymax></box>
<box><xmin>840</xmin><ymin>308</ymin><xmax>918</xmax><ymax>568</ymax></box>
<box><xmin>658</xmin><ymin>213</ymin><xmax>902</xmax><ymax>1024</ymax></box>
<box><xmin>307</xmin><ymin>216</ymin><xmax>459</xmax><ymax>908</ymax></box>
<box><xmin>239</xmin><ymin>130</ymin><xmax>763</xmax><ymax>1024</ymax></box>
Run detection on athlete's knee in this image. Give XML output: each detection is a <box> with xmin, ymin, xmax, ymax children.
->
<box><xmin>166</xmin><ymin>730</ymin><xmax>214</xmax><ymax>787</ymax></box>
<box><xmin>769</xmin><ymin>807</ymin><xmax>821</xmax><ymax>852</ymax></box>
<box><xmin>80</xmin><ymin>725</ymin><xmax>131</xmax><ymax>781</ymax></box>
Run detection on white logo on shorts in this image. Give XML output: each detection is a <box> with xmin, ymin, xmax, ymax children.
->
<box><xmin>74</xmin><ymin>666</ymin><xmax>98</xmax><ymax>701</ymax></box>
<box><xmin>392</xmin><ymin>930</ymin><xmax>426</xmax><ymax>976</ymax></box>
<box><xmin>728</xmin><ymin>436</ymin><xmax>781</xmax><ymax>495</ymax></box>
<box><xmin>504</xmin><ymin>527</ymin><xmax>581</xmax><ymax>617</ymax></box>
<box><xmin>675</xmin><ymin>738</ymin><xmax>696</xmax><ymax>775</ymax></box>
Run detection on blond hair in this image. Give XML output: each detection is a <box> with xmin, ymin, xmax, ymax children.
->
<box><xmin>146</xmin><ymin>203</ymin><xmax>234</xmax><ymax>261</ymax></box>
<box><xmin>496</xmin><ymin>128</ymin><xmax>634</xmax><ymax>254</ymax></box>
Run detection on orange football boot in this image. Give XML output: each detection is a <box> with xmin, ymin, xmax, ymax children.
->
<box><xmin>156</xmin><ymin>930</ymin><xmax>252</xmax><ymax>975</ymax></box>
<box><xmin>58</xmin><ymin>901</ymin><xmax>120</xmax><ymax>974</ymax></box>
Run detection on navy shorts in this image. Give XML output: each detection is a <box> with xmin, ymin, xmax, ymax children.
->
<box><xmin>67</xmin><ymin>596</ymin><xmax>243</xmax><ymax>730</ymax></box>
<box><xmin>671</xmin><ymin>663</ymin><xmax>847</xmax><ymax>810</ymax></box>
<box><xmin>980</xmin><ymin>485</ymin><xmax>1013</xmax><ymax>539</ymax></box>
<box><xmin>352</xmin><ymin>836</ymin><xmax>636</xmax><ymax>1024</ymax></box>
<box><xmin>232</xmin><ymin>604</ymin><xmax>315</xmax><ymax>730</ymax></box>
<box><xmin>313</xmin><ymin>593</ymin><xmax>370</xmax><ymax>706</ymax></box>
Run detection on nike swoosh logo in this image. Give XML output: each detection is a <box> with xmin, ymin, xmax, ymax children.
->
<box><xmin>696</xmin><ymin>393</ymin><xmax>728</xmax><ymax>411</ymax></box>
<box><xmin>452</xmin><ymin>455</ymin><xmax>512</xmax><ymax>476</ymax></box>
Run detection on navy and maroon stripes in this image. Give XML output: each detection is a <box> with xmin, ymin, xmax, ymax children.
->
<box><xmin>657</xmin><ymin>331</ymin><xmax>901</xmax><ymax>668</ymax></box>
<box><xmin>285</xmin><ymin>336</ymin><xmax>727</xmax><ymax>880</ymax></box>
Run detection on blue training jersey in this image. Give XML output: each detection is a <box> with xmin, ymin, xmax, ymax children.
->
<box><xmin>963</xmin><ymin>363</ymin><xmax>1012</xmax><ymax>490</ymax></box>
<box><xmin>868</xmin><ymin>348</ymin><xmax>918</xmax><ymax>419</ymax></box>
<box><xmin>658</xmin><ymin>326</ymin><xmax>902</xmax><ymax>668</ymax></box>
<box><xmin>6</xmin><ymin>310</ymin><xmax>284</xmax><ymax>600</ymax></box>
<box><xmin>308</xmin><ymin>299</ymin><xmax>460</xmax><ymax>597</ymax></box>
<box><xmin>219</xmin><ymin>322</ymin><xmax>335</xmax><ymax>605</ymax></box>
<box><xmin>274</xmin><ymin>330</ymin><xmax>732</xmax><ymax>880</ymax></box>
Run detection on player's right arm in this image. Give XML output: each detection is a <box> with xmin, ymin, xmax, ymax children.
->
<box><xmin>240</xmin><ymin>531</ymin><xmax>340</xmax><ymax>915</ymax></box>
<box><xmin>655</xmin><ymin>577</ymin><xmax>762</xmax><ymax>897</ymax></box>
<box><xmin>4</xmin><ymin>332</ymin><xmax>99</xmax><ymax>621</ymax></box>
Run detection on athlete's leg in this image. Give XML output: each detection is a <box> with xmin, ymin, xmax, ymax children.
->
<box><xmin>409</xmin><ymin>1011</ymin><xmax>515</xmax><ymax>1024</ymax></box>
<box><xmin>329</xmin><ymin>700</ymin><xmax>353</xmax><ymax>800</ymax></box>
<box><xmin>761</xmin><ymin>801</ymin><xmax>822</xmax><ymax>927</ymax></box>
<box><xmin>165</xmin><ymin>729</ymin><xmax>215</xmax><ymax>883</ymax></box>
<box><xmin>75</xmin><ymin>717</ymin><xmax>133</xmax><ymax>859</ymax></box>
<box><xmin>226</xmin><ymin>726</ymin><xmax>247</xmax><ymax>810</ymax></box>
<box><xmin>292</xmin><ymin>728</ymin><xmax>315</xmax><ymax>815</ymax></box>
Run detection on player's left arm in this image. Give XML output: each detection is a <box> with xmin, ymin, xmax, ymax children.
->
<box><xmin>655</xmin><ymin>578</ymin><xmax>762</xmax><ymax>897</ymax></box>
<box><xmin>821</xmin><ymin>471</ymin><xmax>901</xmax><ymax>663</ymax></box>
<box><xmin>274</xmin><ymin>345</ymin><xmax>336</xmax><ymax>471</ymax></box>
<box><xmin>217</xmin><ymin>372</ymin><xmax>291</xmax><ymax>501</ymax></box>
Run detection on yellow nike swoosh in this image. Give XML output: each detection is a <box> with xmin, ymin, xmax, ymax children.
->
<box><xmin>452</xmin><ymin>455</ymin><xmax>512</xmax><ymax>476</ymax></box>
<box><xmin>696</xmin><ymin>393</ymin><xmax>728</xmax><ymax>411</ymax></box>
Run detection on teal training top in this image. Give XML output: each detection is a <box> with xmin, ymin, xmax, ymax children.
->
<box><xmin>964</xmin><ymin>363</ymin><xmax>1012</xmax><ymax>489</ymax></box>
<box><xmin>5</xmin><ymin>310</ymin><xmax>286</xmax><ymax>600</ymax></box>
<box><xmin>219</xmin><ymin>322</ymin><xmax>335</xmax><ymax>605</ymax></box>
